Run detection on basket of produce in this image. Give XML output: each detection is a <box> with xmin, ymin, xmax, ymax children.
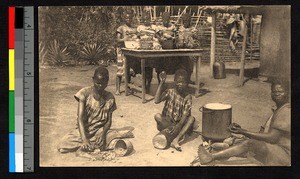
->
<box><xmin>124</xmin><ymin>40</ymin><xmax>141</xmax><ymax>49</ymax></box>
<box><xmin>140</xmin><ymin>41</ymin><xmax>153</xmax><ymax>50</ymax></box>
<box><xmin>160</xmin><ymin>39</ymin><xmax>174</xmax><ymax>49</ymax></box>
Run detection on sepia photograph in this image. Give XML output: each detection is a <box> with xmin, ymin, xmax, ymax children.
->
<box><xmin>38</xmin><ymin>5</ymin><xmax>291</xmax><ymax>167</ymax></box>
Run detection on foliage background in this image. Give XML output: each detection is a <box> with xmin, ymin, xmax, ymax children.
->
<box><xmin>39</xmin><ymin>6</ymin><xmax>123</xmax><ymax>66</ymax></box>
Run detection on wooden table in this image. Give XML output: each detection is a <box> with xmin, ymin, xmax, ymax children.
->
<box><xmin>122</xmin><ymin>48</ymin><xmax>204</xmax><ymax>103</ymax></box>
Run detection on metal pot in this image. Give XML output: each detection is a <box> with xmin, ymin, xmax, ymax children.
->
<box><xmin>200</xmin><ymin>103</ymin><xmax>232</xmax><ymax>142</ymax></box>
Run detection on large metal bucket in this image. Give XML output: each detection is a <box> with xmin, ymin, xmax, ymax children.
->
<box><xmin>200</xmin><ymin>103</ymin><xmax>232</xmax><ymax>142</ymax></box>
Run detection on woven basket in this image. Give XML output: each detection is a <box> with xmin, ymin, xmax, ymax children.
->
<box><xmin>140</xmin><ymin>41</ymin><xmax>153</xmax><ymax>50</ymax></box>
<box><xmin>161</xmin><ymin>39</ymin><xmax>174</xmax><ymax>49</ymax></box>
<box><xmin>124</xmin><ymin>40</ymin><xmax>141</xmax><ymax>49</ymax></box>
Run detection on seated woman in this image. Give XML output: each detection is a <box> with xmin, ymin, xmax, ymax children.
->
<box><xmin>198</xmin><ymin>79</ymin><xmax>291</xmax><ymax>166</ymax></box>
<box><xmin>57</xmin><ymin>66</ymin><xmax>133</xmax><ymax>155</ymax></box>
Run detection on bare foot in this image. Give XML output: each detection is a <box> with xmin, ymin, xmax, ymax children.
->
<box><xmin>115</xmin><ymin>91</ymin><xmax>121</xmax><ymax>95</ymax></box>
<box><xmin>198</xmin><ymin>146</ymin><xmax>213</xmax><ymax>165</ymax></box>
<box><xmin>118</xmin><ymin>130</ymin><xmax>134</xmax><ymax>138</ymax></box>
<box><xmin>170</xmin><ymin>140</ymin><xmax>182</xmax><ymax>152</ymax></box>
<box><xmin>58</xmin><ymin>148</ymin><xmax>69</xmax><ymax>153</ymax></box>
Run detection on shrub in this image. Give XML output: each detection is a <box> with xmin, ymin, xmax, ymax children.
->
<box><xmin>39</xmin><ymin>42</ymin><xmax>47</xmax><ymax>65</ymax></box>
<box><xmin>45</xmin><ymin>40</ymin><xmax>70</xmax><ymax>66</ymax></box>
<box><xmin>80</xmin><ymin>43</ymin><xmax>107</xmax><ymax>65</ymax></box>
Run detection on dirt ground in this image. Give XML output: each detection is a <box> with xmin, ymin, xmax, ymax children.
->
<box><xmin>39</xmin><ymin>62</ymin><xmax>274</xmax><ymax>167</ymax></box>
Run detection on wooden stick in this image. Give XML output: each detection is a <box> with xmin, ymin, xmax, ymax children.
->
<box><xmin>239</xmin><ymin>14</ymin><xmax>248</xmax><ymax>86</ymax></box>
<box><xmin>153</xmin><ymin>6</ymin><xmax>156</xmax><ymax>20</ymax></box>
<box><xmin>194</xmin><ymin>10</ymin><xmax>203</xmax><ymax>29</ymax></box>
<box><xmin>210</xmin><ymin>13</ymin><xmax>216</xmax><ymax>78</ymax></box>
<box><xmin>149</xmin><ymin>6</ymin><xmax>153</xmax><ymax>21</ymax></box>
<box><xmin>250</xmin><ymin>15</ymin><xmax>253</xmax><ymax>62</ymax></box>
<box><xmin>136</xmin><ymin>6</ymin><xmax>140</xmax><ymax>22</ymax></box>
<box><xmin>176</xmin><ymin>6</ymin><xmax>189</xmax><ymax>24</ymax></box>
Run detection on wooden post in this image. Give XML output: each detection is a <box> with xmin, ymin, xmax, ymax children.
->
<box><xmin>149</xmin><ymin>7</ymin><xmax>153</xmax><ymax>21</ymax></box>
<box><xmin>141</xmin><ymin>59</ymin><xmax>146</xmax><ymax>103</ymax></box>
<box><xmin>195</xmin><ymin>56</ymin><xmax>201</xmax><ymax>98</ymax></box>
<box><xmin>250</xmin><ymin>15</ymin><xmax>253</xmax><ymax>62</ymax></box>
<box><xmin>239</xmin><ymin>14</ymin><xmax>248</xmax><ymax>86</ymax></box>
<box><xmin>153</xmin><ymin>6</ymin><xmax>156</xmax><ymax>20</ymax></box>
<box><xmin>210</xmin><ymin>13</ymin><xmax>216</xmax><ymax>77</ymax></box>
<box><xmin>124</xmin><ymin>55</ymin><xmax>128</xmax><ymax>96</ymax></box>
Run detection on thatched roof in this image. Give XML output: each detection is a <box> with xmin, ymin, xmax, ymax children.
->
<box><xmin>200</xmin><ymin>5</ymin><xmax>265</xmax><ymax>15</ymax></box>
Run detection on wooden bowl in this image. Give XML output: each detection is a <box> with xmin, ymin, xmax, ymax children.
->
<box><xmin>113</xmin><ymin>139</ymin><xmax>133</xmax><ymax>157</ymax></box>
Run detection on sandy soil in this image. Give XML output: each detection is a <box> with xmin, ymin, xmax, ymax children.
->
<box><xmin>39</xmin><ymin>63</ymin><xmax>273</xmax><ymax>167</ymax></box>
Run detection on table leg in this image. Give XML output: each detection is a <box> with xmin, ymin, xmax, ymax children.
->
<box><xmin>124</xmin><ymin>55</ymin><xmax>128</xmax><ymax>96</ymax></box>
<box><xmin>195</xmin><ymin>56</ymin><xmax>201</xmax><ymax>97</ymax></box>
<box><xmin>141</xmin><ymin>58</ymin><xmax>146</xmax><ymax>103</ymax></box>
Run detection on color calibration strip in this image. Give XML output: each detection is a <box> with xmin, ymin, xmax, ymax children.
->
<box><xmin>9</xmin><ymin>6</ymin><xmax>34</xmax><ymax>173</ymax></box>
<box><xmin>9</xmin><ymin>6</ymin><xmax>16</xmax><ymax>173</ymax></box>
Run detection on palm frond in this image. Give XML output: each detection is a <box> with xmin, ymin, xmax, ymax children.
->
<box><xmin>45</xmin><ymin>40</ymin><xmax>70</xmax><ymax>66</ymax></box>
<box><xmin>79</xmin><ymin>43</ymin><xmax>107</xmax><ymax>64</ymax></box>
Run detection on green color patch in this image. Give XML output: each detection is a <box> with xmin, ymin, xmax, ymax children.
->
<box><xmin>9</xmin><ymin>91</ymin><xmax>15</xmax><ymax>133</ymax></box>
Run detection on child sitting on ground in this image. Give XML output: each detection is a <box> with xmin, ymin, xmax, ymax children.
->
<box><xmin>154</xmin><ymin>69</ymin><xmax>195</xmax><ymax>151</ymax></box>
<box><xmin>57</xmin><ymin>66</ymin><xmax>133</xmax><ymax>154</ymax></box>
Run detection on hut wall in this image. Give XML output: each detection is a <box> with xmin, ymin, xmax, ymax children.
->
<box><xmin>259</xmin><ymin>6</ymin><xmax>290</xmax><ymax>81</ymax></box>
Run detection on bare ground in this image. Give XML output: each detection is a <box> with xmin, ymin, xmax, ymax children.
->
<box><xmin>39</xmin><ymin>63</ymin><xmax>273</xmax><ymax>167</ymax></box>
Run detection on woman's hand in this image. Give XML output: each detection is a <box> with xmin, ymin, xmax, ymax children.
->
<box><xmin>81</xmin><ymin>140</ymin><xmax>95</xmax><ymax>152</ymax></box>
<box><xmin>228</xmin><ymin>123</ymin><xmax>245</xmax><ymax>134</ymax></box>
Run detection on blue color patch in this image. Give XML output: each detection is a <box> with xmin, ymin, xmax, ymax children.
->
<box><xmin>9</xmin><ymin>133</ymin><xmax>15</xmax><ymax>172</ymax></box>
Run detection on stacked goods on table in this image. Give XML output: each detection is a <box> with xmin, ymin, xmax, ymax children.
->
<box><xmin>139</xmin><ymin>34</ymin><xmax>154</xmax><ymax>50</ymax></box>
<box><xmin>156</xmin><ymin>29</ymin><xmax>176</xmax><ymax>49</ymax></box>
<box><xmin>124</xmin><ymin>33</ymin><xmax>141</xmax><ymax>49</ymax></box>
<box><xmin>124</xmin><ymin>20</ymin><xmax>202</xmax><ymax>50</ymax></box>
<box><xmin>125</xmin><ymin>27</ymin><xmax>163</xmax><ymax>50</ymax></box>
<box><xmin>175</xmin><ymin>28</ymin><xmax>198</xmax><ymax>49</ymax></box>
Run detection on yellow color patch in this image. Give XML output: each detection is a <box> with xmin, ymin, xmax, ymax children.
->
<box><xmin>9</xmin><ymin>49</ymin><xmax>15</xmax><ymax>90</ymax></box>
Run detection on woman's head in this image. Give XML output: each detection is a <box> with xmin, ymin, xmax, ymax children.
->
<box><xmin>271</xmin><ymin>79</ymin><xmax>290</xmax><ymax>105</ymax></box>
<box><xmin>92</xmin><ymin>66</ymin><xmax>109</xmax><ymax>94</ymax></box>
